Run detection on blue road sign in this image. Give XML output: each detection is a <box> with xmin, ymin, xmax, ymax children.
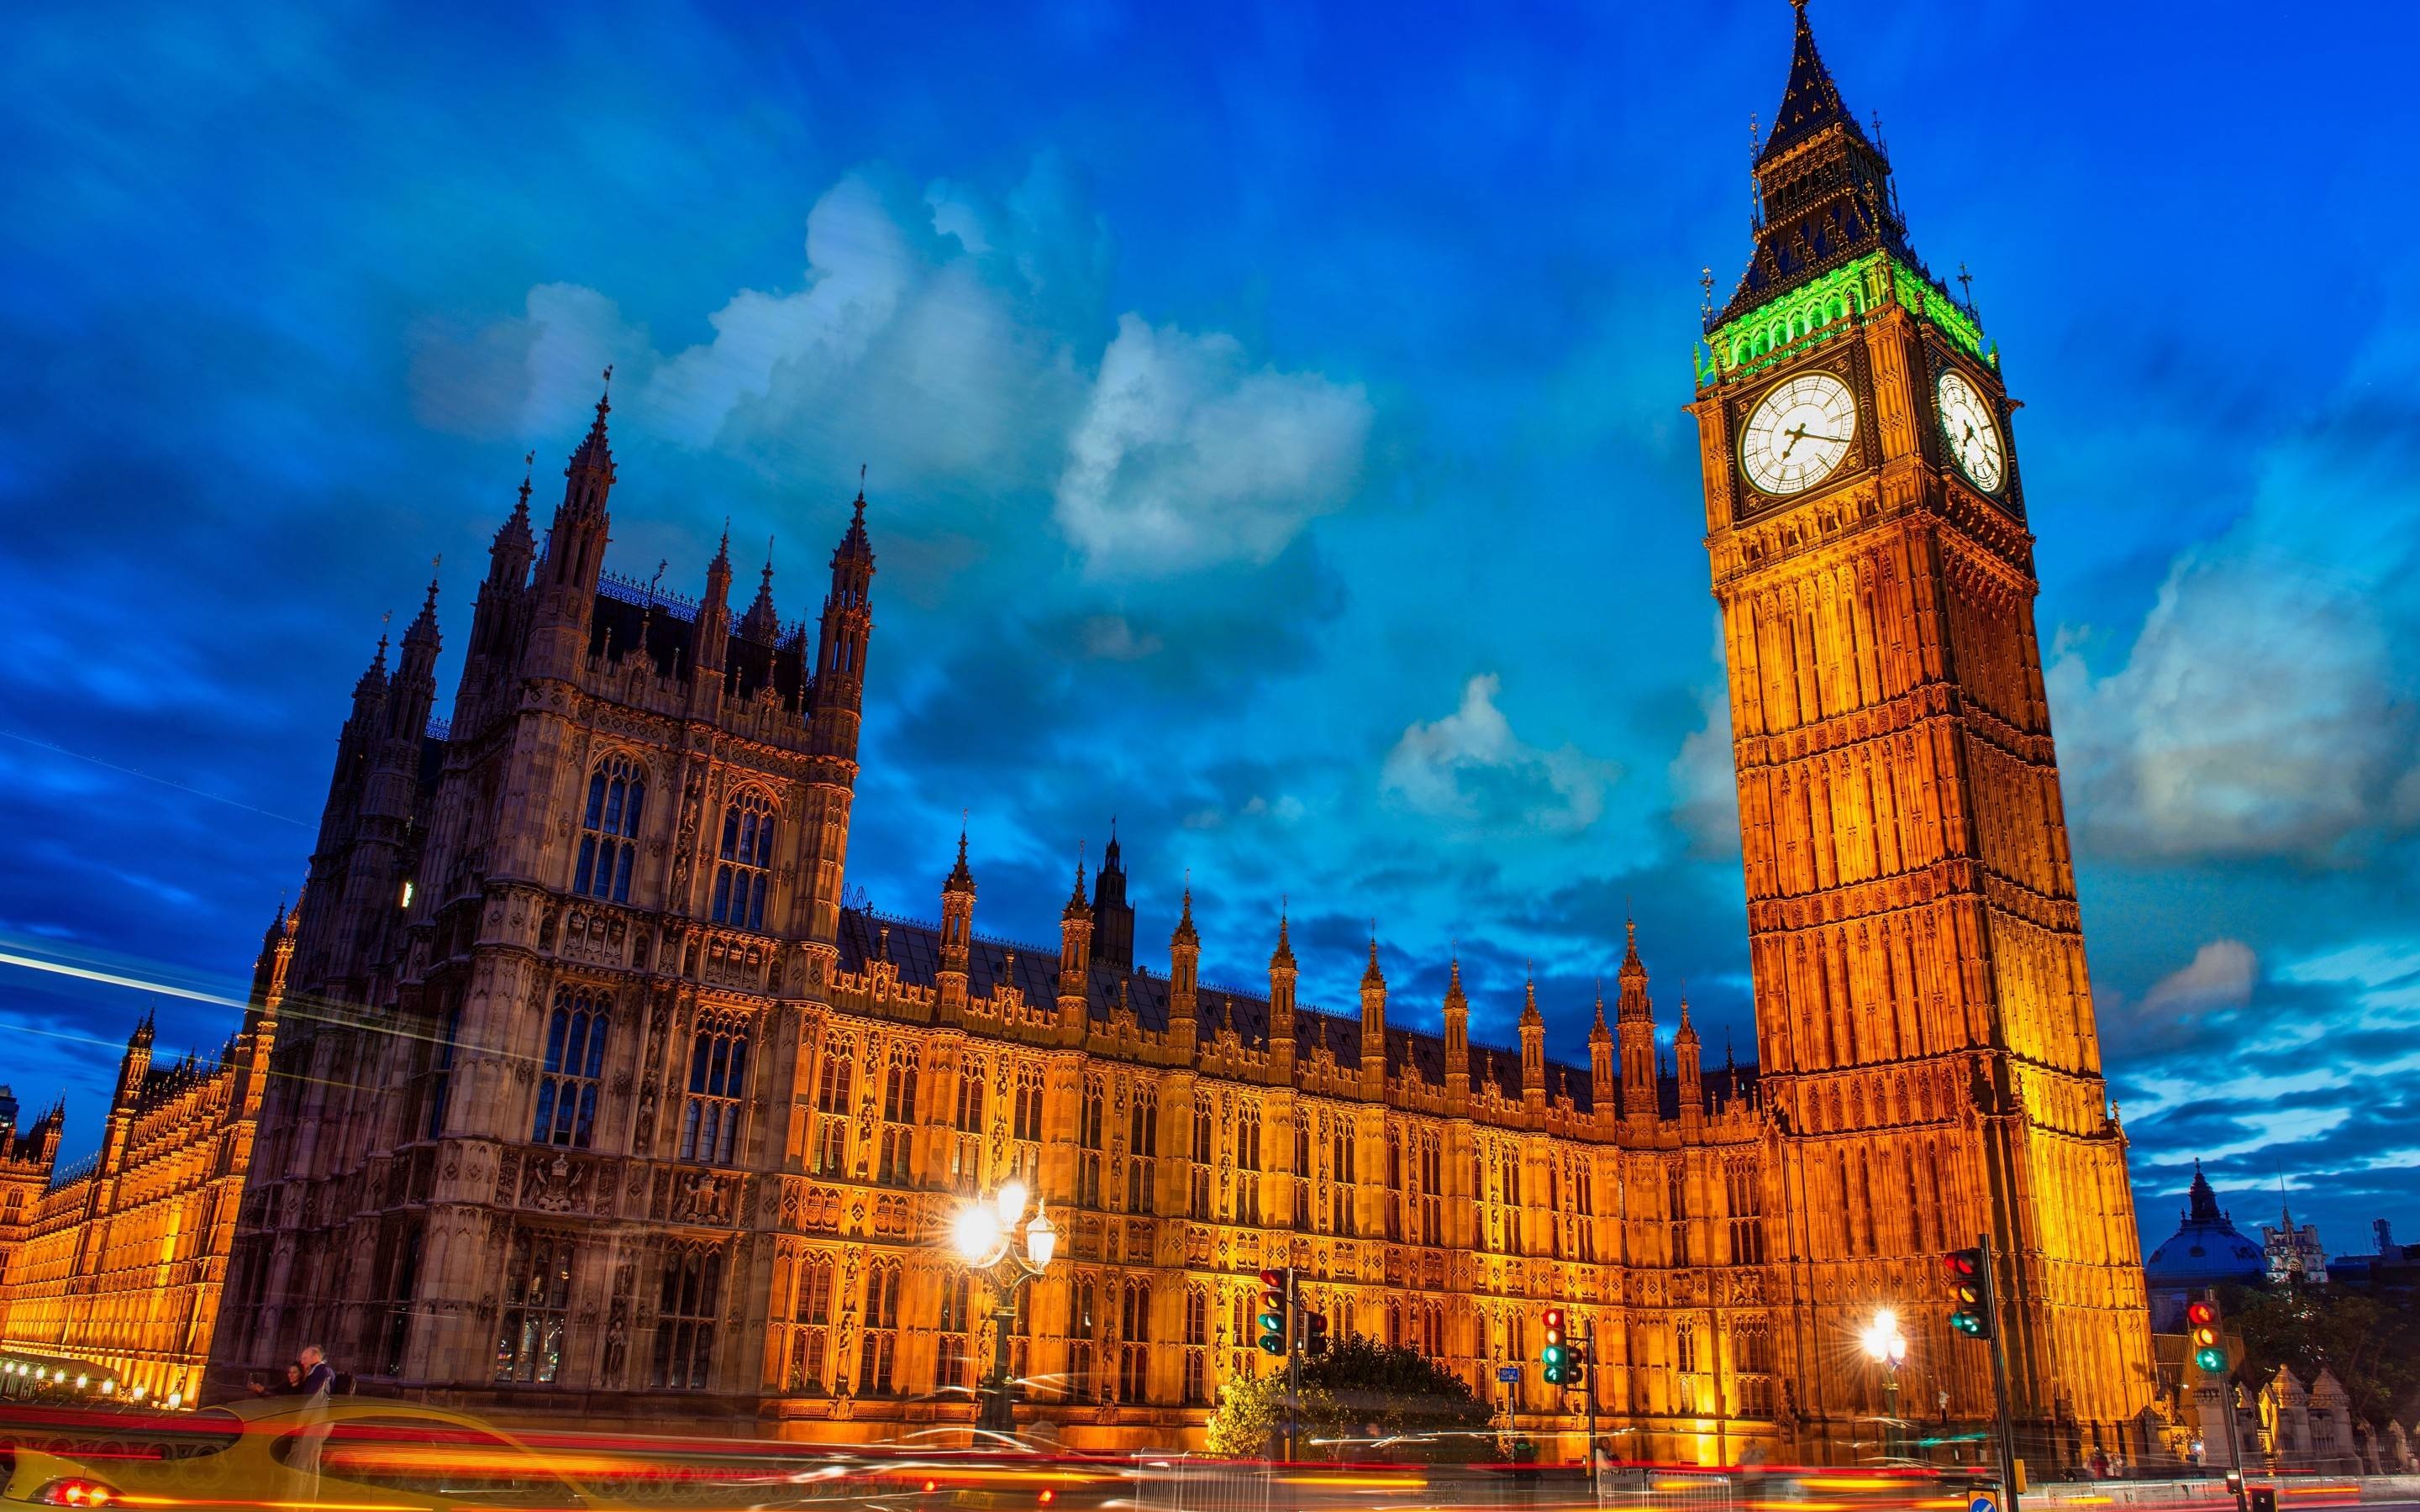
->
<box><xmin>1497</xmin><ymin>1365</ymin><xmax>1522</xmax><ymax>1383</ymax></box>
<box><xmin>1970</xmin><ymin>1496</ymin><xmax>1997</xmax><ymax>1512</ymax></box>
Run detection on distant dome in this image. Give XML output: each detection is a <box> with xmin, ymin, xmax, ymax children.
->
<box><xmin>2145</xmin><ymin>1162</ymin><xmax>2266</xmax><ymax>1288</ymax></box>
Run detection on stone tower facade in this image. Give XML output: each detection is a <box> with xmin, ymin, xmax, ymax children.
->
<box><xmin>1690</xmin><ymin>1</ymin><xmax>2154</xmax><ymax>1461</ymax></box>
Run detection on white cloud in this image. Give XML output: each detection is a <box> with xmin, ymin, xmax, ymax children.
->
<box><xmin>408</xmin><ymin>282</ymin><xmax>648</xmax><ymax>443</ymax></box>
<box><xmin>1381</xmin><ymin>674</ymin><xmax>1618</xmax><ymax>836</ymax></box>
<box><xmin>2143</xmin><ymin>939</ymin><xmax>2257</xmax><ymax>1016</ymax></box>
<box><xmin>1055</xmin><ymin>314</ymin><xmax>1371</xmax><ymax>575</ymax></box>
<box><xmin>410</xmin><ymin>159</ymin><xmax>1370</xmax><ymax>580</ymax></box>
<box><xmin>1669</xmin><ymin>684</ymin><xmax>1739</xmax><ymax>858</ymax></box>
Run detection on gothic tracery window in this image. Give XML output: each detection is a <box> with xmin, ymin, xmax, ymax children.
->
<box><xmin>495</xmin><ymin>1232</ymin><xmax>573</xmax><ymax>1383</ymax></box>
<box><xmin>533</xmin><ymin>988</ymin><xmax>608</xmax><ymax>1148</ymax></box>
<box><xmin>710</xmin><ymin>790</ymin><xmax>777</xmax><ymax>930</ymax></box>
<box><xmin>650</xmin><ymin>1246</ymin><xmax>722</xmax><ymax>1390</ymax></box>
<box><xmin>679</xmin><ymin>1021</ymin><xmax>750</xmax><ymax>1164</ymax></box>
<box><xmin>575</xmin><ymin>755</ymin><xmax>645</xmax><ymax>904</ymax></box>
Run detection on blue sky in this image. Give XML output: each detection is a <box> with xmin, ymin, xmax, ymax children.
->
<box><xmin>3</xmin><ymin>0</ymin><xmax>2417</xmax><ymax>1256</ymax></box>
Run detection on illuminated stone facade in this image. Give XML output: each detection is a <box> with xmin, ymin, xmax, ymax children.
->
<box><xmin>1689</xmin><ymin>1</ymin><xmax>2154</xmax><ymax>1464</ymax></box>
<box><xmin>207</xmin><ymin>2</ymin><xmax>2159</xmax><ymax>1465</ymax></box>
<box><xmin>0</xmin><ymin>1090</ymin><xmax>67</xmax><ymax>1287</ymax></box>
<box><xmin>211</xmin><ymin>393</ymin><xmax>1782</xmax><ymax>1456</ymax></box>
<box><xmin>0</xmin><ymin>912</ymin><xmax>284</xmax><ymax>1404</ymax></box>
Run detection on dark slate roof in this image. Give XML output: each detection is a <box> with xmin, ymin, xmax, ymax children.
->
<box><xmin>828</xmin><ymin>906</ymin><xmax>1757</xmax><ymax>1117</ymax></box>
<box><xmin>587</xmin><ymin>577</ymin><xmax>809</xmax><ymax>706</ymax></box>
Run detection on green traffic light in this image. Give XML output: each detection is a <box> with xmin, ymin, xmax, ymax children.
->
<box><xmin>1258</xmin><ymin>1336</ymin><xmax>1284</xmax><ymax>1356</ymax></box>
<box><xmin>2195</xmin><ymin>1347</ymin><xmax>2226</xmax><ymax>1373</ymax></box>
<box><xmin>1542</xmin><ymin>1344</ymin><xmax>1565</xmax><ymax>1367</ymax></box>
<box><xmin>1258</xmin><ymin>1312</ymin><xmax>1284</xmax><ymax>1333</ymax></box>
<box><xmin>1950</xmin><ymin>1311</ymin><xmax>1984</xmax><ymax>1336</ymax></box>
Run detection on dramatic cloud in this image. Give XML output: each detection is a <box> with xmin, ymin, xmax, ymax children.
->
<box><xmin>1381</xmin><ymin>674</ymin><xmax>1620</xmax><ymax>837</ymax></box>
<box><xmin>1055</xmin><ymin>314</ymin><xmax>1371</xmax><ymax>574</ymax></box>
<box><xmin>413</xmin><ymin>161</ymin><xmax>1368</xmax><ymax>579</ymax></box>
<box><xmin>2047</xmin><ymin>333</ymin><xmax>2420</xmax><ymax>868</ymax></box>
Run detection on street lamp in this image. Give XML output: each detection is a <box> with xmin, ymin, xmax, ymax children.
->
<box><xmin>953</xmin><ymin>1179</ymin><xmax>1058</xmax><ymax>1439</ymax></box>
<box><xmin>1859</xmin><ymin>1309</ymin><xmax>1909</xmax><ymax>1463</ymax></box>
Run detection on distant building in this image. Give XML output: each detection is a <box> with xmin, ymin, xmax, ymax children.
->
<box><xmin>0</xmin><ymin>1087</ymin><xmax>67</xmax><ymax>1284</ymax></box>
<box><xmin>2326</xmin><ymin>1217</ymin><xmax>2418</xmax><ymax>1299</ymax></box>
<box><xmin>2144</xmin><ymin>1162</ymin><xmax>2265</xmax><ymax>1328</ymax></box>
<box><xmin>0</xmin><ymin>906</ymin><xmax>287</xmax><ymax>1404</ymax></box>
<box><xmin>2260</xmin><ymin>1195</ymin><xmax>2327</xmax><ymax>1288</ymax></box>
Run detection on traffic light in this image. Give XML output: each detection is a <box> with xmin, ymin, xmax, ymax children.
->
<box><xmin>1563</xmin><ymin>1334</ymin><xmax>1588</xmax><ymax>1394</ymax></box>
<box><xmin>2186</xmin><ymin>1298</ymin><xmax>2227</xmax><ymax>1374</ymax></box>
<box><xmin>1302</xmin><ymin>1305</ymin><xmax>1331</xmax><ymax>1357</ymax></box>
<box><xmin>1541</xmin><ymin>1307</ymin><xmax>1568</xmax><ymax>1383</ymax></box>
<box><xmin>1256</xmin><ymin>1268</ymin><xmax>1291</xmax><ymax>1356</ymax></box>
<box><xmin>1945</xmin><ymin>1247</ymin><xmax>1993</xmax><ymax>1340</ymax></box>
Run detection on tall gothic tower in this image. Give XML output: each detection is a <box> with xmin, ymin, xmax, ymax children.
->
<box><xmin>1692</xmin><ymin>3</ymin><xmax>2153</xmax><ymax>1458</ymax></box>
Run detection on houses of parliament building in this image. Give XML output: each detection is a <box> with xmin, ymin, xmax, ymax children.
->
<box><xmin>4</xmin><ymin>2</ymin><xmax>2160</xmax><ymax>1465</ymax></box>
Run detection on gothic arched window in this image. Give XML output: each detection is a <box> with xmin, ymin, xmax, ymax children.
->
<box><xmin>679</xmin><ymin>1021</ymin><xmax>750</xmax><ymax>1165</ymax></box>
<box><xmin>650</xmin><ymin>1246</ymin><xmax>722</xmax><ymax>1390</ymax></box>
<box><xmin>533</xmin><ymin>987</ymin><xmax>608</xmax><ymax>1148</ymax></box>
<box><xmin>710</xmin><ymin>790</ymin><xmax>777</xmax><ymax>930</ymax></box>
<box><xmin>575</xmin><ymin>755</ymin><xmax>645</xmax><ymax>903</ymax></box>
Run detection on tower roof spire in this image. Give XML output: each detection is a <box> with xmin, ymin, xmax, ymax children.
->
<box><xmin>945</xmin><ymin>816</ymin><xmax>975</xmax><ymax>894</ymax></box>
<box><xmin>569</xmin><ymin>367</ymin><xmax>615</xmax><ymax>475</ymax></box>
<box><xmin>1758</xmin><ymin>0</ymin><xmax>1874</xmax><ymax>167</ymax></box>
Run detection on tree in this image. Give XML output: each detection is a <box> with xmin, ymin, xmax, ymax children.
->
<box><xmin>1202</xmin><ymin>1341</ymin><xmax>1491</xmax><ymax>1462</ymax></box>
<box><xmin>2220</xmin><ymin>1280</ymin><xmax>2420</xmax><ymax>1429</ymax></box>
<box><xmin>1202</xmin><ymin>1369</ymin><xmax>1342</xmax><ymax>1459</ymax></box>
<box><xmin>1301</xmin><ymin>1336</ymin><xmax>1492</xmax><ymax>1459</ymax></box>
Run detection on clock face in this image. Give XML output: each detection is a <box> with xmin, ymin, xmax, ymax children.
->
<box><xmin>1936</xmin><ymin>368</ymin><xmax>2006</xmax><ymax>491</ymax></box>
<box><xmin>1740</xmin><ymin>373</ymin><xmax>1857</xmax><ymax>496</ymax></box>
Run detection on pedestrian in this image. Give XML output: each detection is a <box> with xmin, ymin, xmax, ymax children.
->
<box><xmin>2090</xmin><ymin>1447</ymin><xmax>2110</xmax><ymax>1480</ymax></box>
<box><xmin>289</xmin><ymin>1346</ymin><xmax>337</xmax><ymax>1491</ymax></box>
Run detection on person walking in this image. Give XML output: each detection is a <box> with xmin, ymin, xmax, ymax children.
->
<box><xmin>290</xmin><ymin>1346</ymin><xmax>337</xmax><ymax>1496</ymax></box>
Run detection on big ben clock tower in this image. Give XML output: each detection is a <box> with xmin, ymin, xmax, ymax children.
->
<box><xmin>1694</xmin><ymin>2</ymin><xmax>2154</xmax><ymax>1462</ymax></box>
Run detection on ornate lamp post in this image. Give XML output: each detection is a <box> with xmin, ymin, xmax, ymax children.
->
<box><xmin>952</xmin><ymin>1178</ymin><xmax>1058</xmax><ymax>1439</ymax></box>
<box><xmin>1859</xmin><ymin>1309</ymin><xmax>1909</xmax><ymax>1463</ymax></box>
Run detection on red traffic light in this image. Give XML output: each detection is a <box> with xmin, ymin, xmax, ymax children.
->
<box><xmin>1944</xmin><ymin>1250</ymin><xmax>1980</xmax><ymax>1278</ymax></box>
<box><xmin>1258</xmin><ymin>1268</ymin><xmax>1286</xmax><ymax>1289</ymax></box>
<box><xmin>2186</xmin><ymin>1300</ymin><xmax>2217</xmax><ymax>1328</ymax></box>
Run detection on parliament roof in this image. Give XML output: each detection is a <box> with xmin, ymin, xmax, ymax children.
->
<box><xmin>836</xmin><ymin>906</ymin><xmax>1749</xmax><ymax>1117</ymax></box>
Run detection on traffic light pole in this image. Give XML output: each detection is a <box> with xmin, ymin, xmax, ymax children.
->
<box><xmin>1286</xmin><ymin>1269</ymin><xmax>1301</xmax><ymax>1462</ymax></box>
<box><xmin>1581</xmin><ymin>1316</ymin><xmax>1600</xmax><ymax>1486</ymax></box>
<box><xmin>1982</xmin><ymin>1235</ymin><xmax>2022</xmax><ymax>1512</ymax></box>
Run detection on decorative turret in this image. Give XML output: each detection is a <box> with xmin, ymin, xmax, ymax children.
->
<box><xmin>1056</xmin><ymin>853</ymin><xmax>1092</xmax><ymax>1030</ymax></box>
<box><xmin>487</xmin><ymin>455</ymin><xmax>538</xmax><ymax>588</ymax></box>
<box><xmin>738</xmin><ymin>542</ymin><xmax>780</xmax><ymax>645</ymax></box>
<box><xmin>1360</xmin><ymin>929</ymin><xmax>1387</xmax><ymax>1098</ymax></box>
<box><xmin>1518</xmin><ymin>969</ymin><xmax>1546</xmax><ymax>1107</ymax></box>
<box><xmin>1268</xmin><ymin>907</ymin><xmax>1298</xmax><ymax>1073</ymax></box>
<box><xmin>937</xmin><ymin>826</ymin><xmax>976</xmax><ymax>1012</ymax></box>
<box><xmin>1589</xmin><ymin>981</ymin><xmax>1615</xmax><ymax>1109</ymax></box>
<box><xmin>808</xmin><ymin>486</ymin><xmax>875</xmax><ymax>761</ymax></box>
<box><xmin>1169</xmin><ymin>879</ymin><xmax>1200</xmax><ymax>1041</ymax></box>
<box><xmin>387</xmin><ymin>577</ymin><xmax>441</xmax><ymax>743</ymax></box>
<box><xmin>1676</xmin><ymin>994</ymin><xmax>1702</xmax><ymax>1125</ymax></box>
<box><xmin>692</xmin><ymin>528</ymin><xmax>734</xmax><ymax>683</ymax></box>
<box><xmin>1091</xmin><ymin>822</ymin><xmax>1135</xmax><ymax>970</ymax></box>
<box><xmin>1618</xmin><ymin>919</ymin><xmax>1658</xmax><ymax>1117</ymax></box>
<box><xmin>534</xmin><ymin>380</ymin><xmax>616</xmax><ymax>664</ymax></box>
<box><xmin>1442</xmin><ymin>952</ymin><xmax>1469</xmax><ymax>1103</ymax></box>
<box><xmin>460</xmin><ymin>459</ymin><xmax>538</xmax><ymax>717</ymax></box>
